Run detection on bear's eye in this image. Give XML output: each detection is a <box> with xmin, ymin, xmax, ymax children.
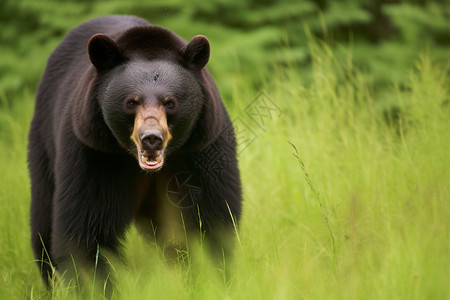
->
<box><xmin>126</xmin><ymin>99</ymin><xmax>139</xmax><ymax>108</ymax></box>
<box><xmin>164</xmin><ymin>99</ymin><xmax>175</xmax><ymax>109</ymax></box>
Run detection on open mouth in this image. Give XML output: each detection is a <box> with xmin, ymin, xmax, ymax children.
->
<box><xmin>138</xmin><ymin>149</ymin><xmax>164</xmax><ymax>171</ymax></box>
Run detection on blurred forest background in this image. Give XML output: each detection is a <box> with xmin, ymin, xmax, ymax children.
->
<box><xmin>1</xmin><ymin>0</ymin><xmax>449</xmax><ymax>108</ymax></box>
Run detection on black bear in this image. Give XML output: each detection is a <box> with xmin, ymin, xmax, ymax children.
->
<box><xmin>28</xmin><ymin>15</ymin><xmax>242</xmax><ymax>286</ymax></box>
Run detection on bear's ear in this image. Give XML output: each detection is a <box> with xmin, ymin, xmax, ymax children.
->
<box><xmin>88</xmin><ymin>34</ymin><xmax>123</xmax><ymax>71</ymax></box>
<box><xmin>181</xmin><ymin>35</ymin><xmax>210</xmax><ymax>70</ymax></box>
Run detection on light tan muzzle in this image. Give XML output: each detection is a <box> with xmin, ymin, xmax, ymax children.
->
<box><xmin>131</xmin><ymin>105</ymin><xmax>172</xmax><ymax>171</ymax></box>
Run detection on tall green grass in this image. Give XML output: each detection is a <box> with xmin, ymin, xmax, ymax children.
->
<box><xmin>0</xmin><ymin>40</ymin><xmax>448</xmax><ymax>299</ymax></box>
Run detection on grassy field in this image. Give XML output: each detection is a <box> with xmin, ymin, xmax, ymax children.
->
<box><xmin>0</xmin><ymin>26</ymin><xmax>449</xmax><ymax>300</ymax></box>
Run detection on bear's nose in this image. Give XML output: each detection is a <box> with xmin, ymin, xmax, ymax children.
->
<box><xmin>141</xmin><ymin>130</ymin><xmax>163</xmax><ymax>150</ymax></box>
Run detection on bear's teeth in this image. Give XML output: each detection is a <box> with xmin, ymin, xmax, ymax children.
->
<box><xmin>141</xmin><ymin>155</ymin><xmax>162</xmax><ymax>166</ymax></box>
<box><xmin>146</xmin><ymin>159</ymin><xmax>157</xmax><ymax>166</ymax></box>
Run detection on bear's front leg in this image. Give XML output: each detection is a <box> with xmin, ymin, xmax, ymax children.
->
<box><xmin>51</xmin><ymin>141</ymin><xmax>136</xmax><ymax>290</ymax></box>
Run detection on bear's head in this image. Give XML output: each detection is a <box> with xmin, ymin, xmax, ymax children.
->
<box><xmin>72</xmin><ymin>26</ymin><xmax>225</xmax><ymax>171</ymax></box>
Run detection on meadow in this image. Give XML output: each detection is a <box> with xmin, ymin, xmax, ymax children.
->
<box><xmin>0</xmin><ymin>1</ymin><xmax>449</xmax><ymax>299</ymax></box>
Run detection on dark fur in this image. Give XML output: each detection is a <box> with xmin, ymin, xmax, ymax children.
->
<box><xmin>28</xmin><ymin>15</ymin><xmax>242</xmax><ymax>286</ymax></box>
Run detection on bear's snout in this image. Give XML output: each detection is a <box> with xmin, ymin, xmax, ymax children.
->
<box><xmin>132</xmin><ymin>111</ymin><xmax>171</xmax><ymax>171</ymax></box>
<box><xmin>141</xmin><ymin>129</ymin><xmax>163</xmax><ymax>150</ymax></box>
